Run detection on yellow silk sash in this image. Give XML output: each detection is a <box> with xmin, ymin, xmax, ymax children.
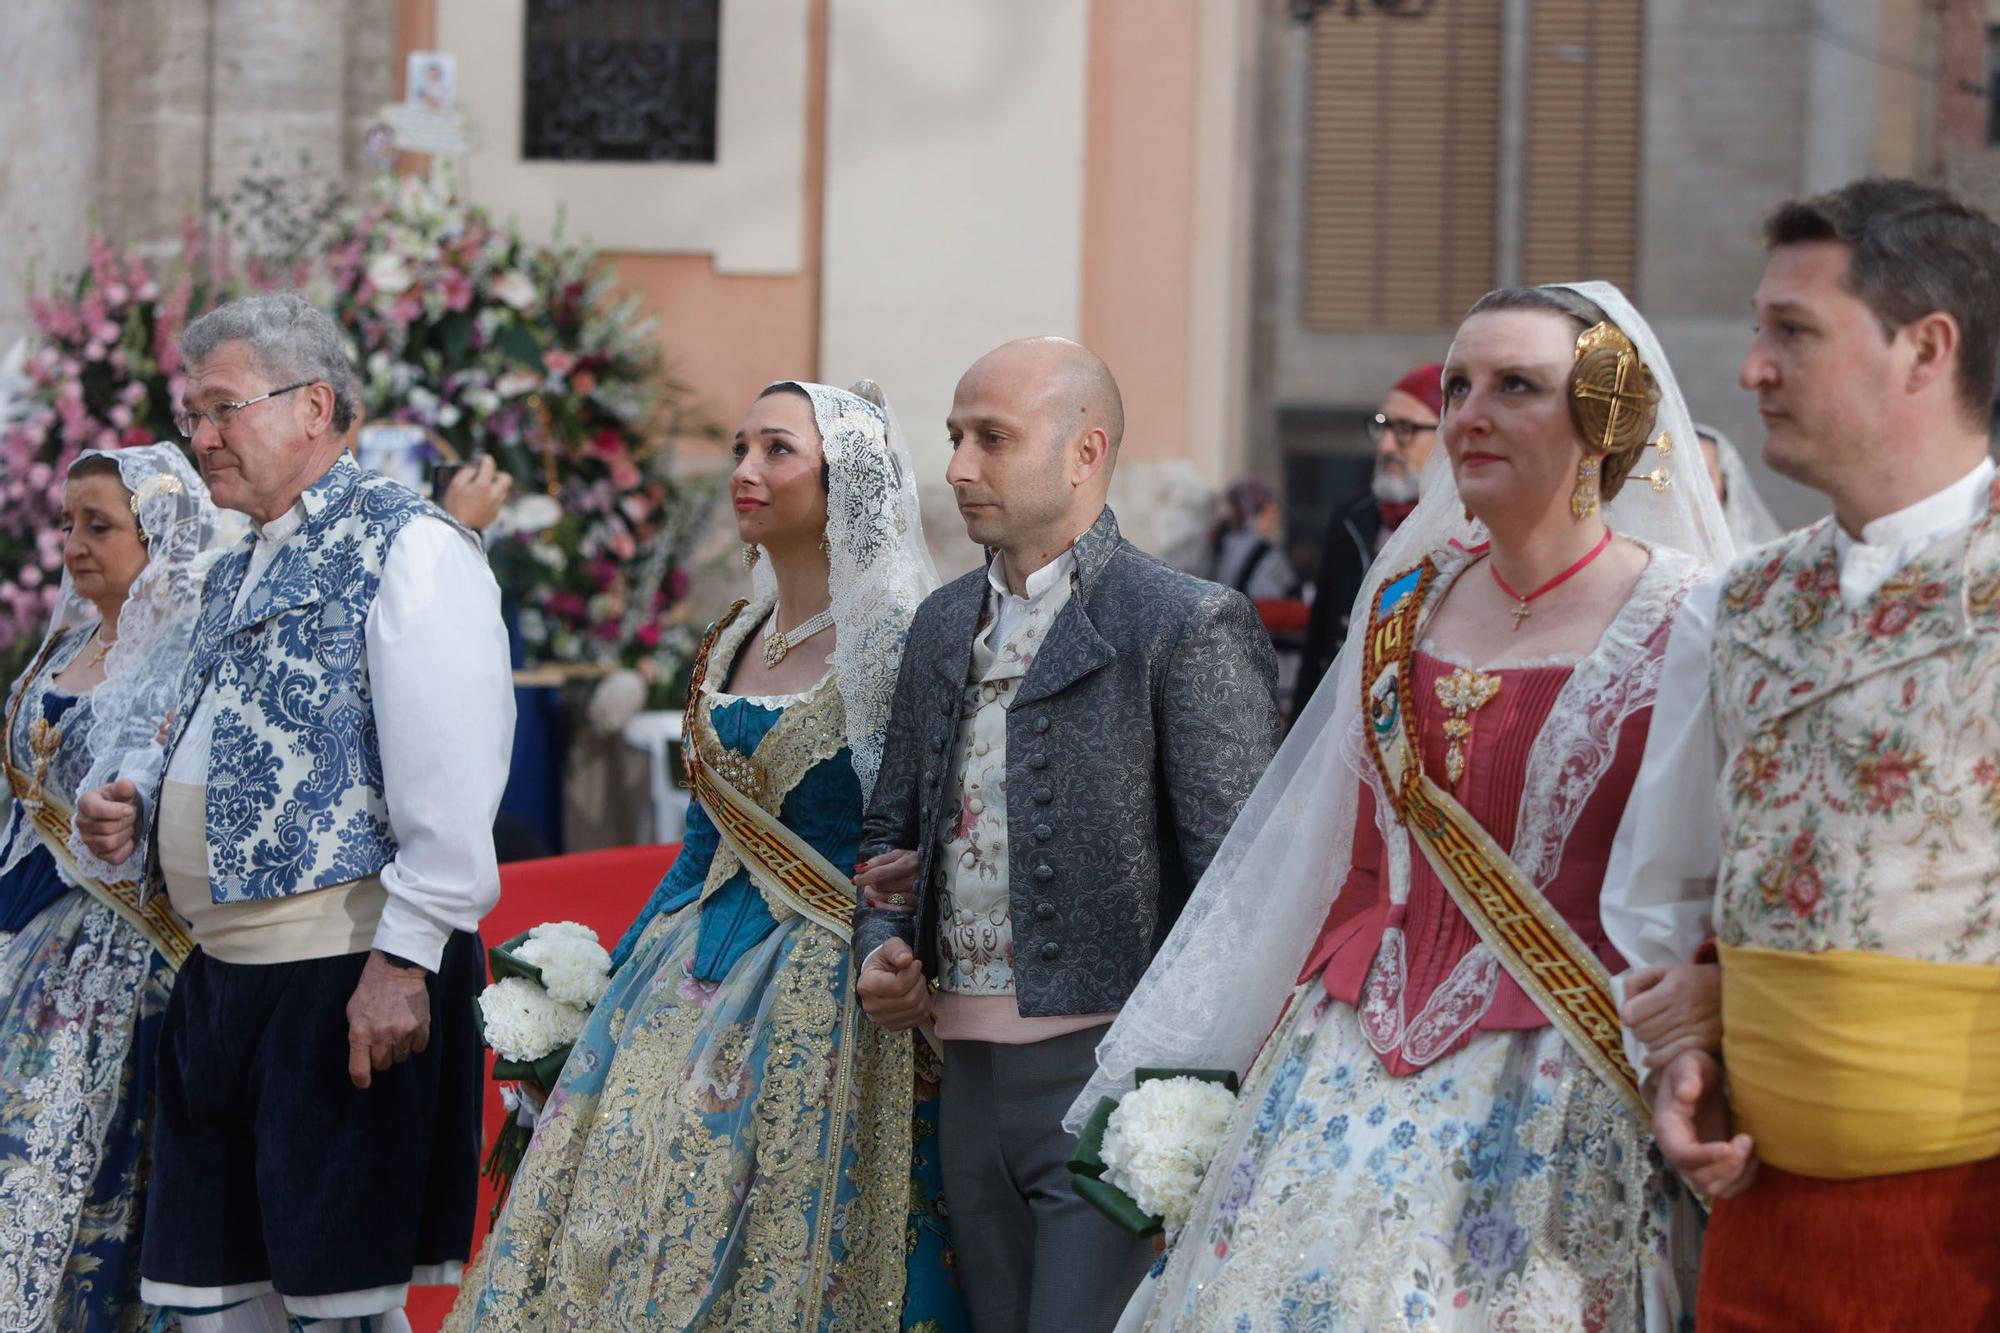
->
<box><xmin>1362</xmin><ymin>560</ymin><xmax>1648</xmax><ymax>1122</ymax></box>
<box><xmin>1720</xmin><ymin>943</ymin><xmax>2000</xmax><ymax>1179</ymax></box>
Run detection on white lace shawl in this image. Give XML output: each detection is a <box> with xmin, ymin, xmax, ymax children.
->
<box><xmin>0</xmin><ymin>444</ymin><xmax>221</xmax><ymax>885</ymax></box>
<box><xmin>747</xmin><ymin>382</ymin><xmax>938</xmax><ymax>799</ymax></box>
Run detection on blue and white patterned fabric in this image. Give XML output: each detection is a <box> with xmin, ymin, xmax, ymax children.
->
<box><xmin>159</xmin><ymin>454</ymin><xmax>468</xmax><ymax>903</ymax></box>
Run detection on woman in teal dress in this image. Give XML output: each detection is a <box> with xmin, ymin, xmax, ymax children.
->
<box><xmin>451</xmin><ymin>381</ymin><xmax>966</xmax><ymax>1331</ymax></box>
<box><xmin>0</xmin><ymin>444</ymin><xmax>218</xmax><ymax>1331</ymax></box>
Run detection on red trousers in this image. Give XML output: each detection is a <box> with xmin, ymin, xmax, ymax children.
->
<box><xmin>1698</xmin><ymin>1157</ymin><xmax>2000</xmax><ymax>1331</ymax></box>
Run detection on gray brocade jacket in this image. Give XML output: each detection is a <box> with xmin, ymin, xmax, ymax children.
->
<box><xmin>856</xmin><ymin>506</ymin><xmax>1281</xmax><ymax>1017</ymax></box>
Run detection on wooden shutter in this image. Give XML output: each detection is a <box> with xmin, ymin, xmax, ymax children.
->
<box><xmin>1521</xmin><ymin>0</ymin><xmax>1643</xmax><ymax>291</ymax></box>
<box><xmin>1303</xmin><ymin>1</ymin><xmax>1504</xmax><ymax>330</ymax></box>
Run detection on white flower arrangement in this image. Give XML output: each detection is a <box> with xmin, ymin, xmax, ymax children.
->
<box><xmin>1098</xmin><ymin>1075</ymin><xmax>1239</xmax><ymax>1233</ymax></box>
<box><xmin>515</xmin><ymin>921</ymin><xmax>614</xmax><ymax>1009</ymax></box>
<box><xmin>475</xmin><ymin>976</ymin><xmax>588</xmax><ymax>1064</ymax></box>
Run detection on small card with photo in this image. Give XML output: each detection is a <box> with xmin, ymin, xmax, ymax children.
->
<box><xmin>406</xmin><ymin>51</ymin><xmax>457</xmax><ymax>112</ymax></box>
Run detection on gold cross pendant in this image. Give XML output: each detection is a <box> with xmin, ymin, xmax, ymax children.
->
<box><xmin>1509</xmin><ymin>599</ymin><xmax>1531</xmax><ymax>631</ymax></box>
<box><xmin>1433</xmin><ymin>665</ymin><xmax>1502</xmax><ymax>788</ymax></box>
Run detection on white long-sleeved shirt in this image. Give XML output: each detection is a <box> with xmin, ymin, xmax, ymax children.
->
<box><xmin>163</xmin><ymin>504</ymin><xmax>515</xmax><ymax>970</ymax></box>
<box><xmin>1603</xmin><ymin>458</ymin><xmax>1997</xmax><ymax>984</ymax></box>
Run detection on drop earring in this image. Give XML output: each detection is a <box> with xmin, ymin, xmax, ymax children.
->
<box><xmin>1571</xmin><ymin>456</ymin><xmax>1601</xmax><ymax>521</ymax></box>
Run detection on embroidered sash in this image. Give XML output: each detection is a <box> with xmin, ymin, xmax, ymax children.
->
<box><xmin>1361</xmin><ymin>559</ymin><xmax>1647</xmax><ymax>1121</ymax></box>
<box><xmin>2</xmin><ymin>766</ymin><xmax>195</xmax><ymax>969</ymax></box>
<box><xmin>683</xmin><ymin>603</ymin><xmax>856</xmax><ymax>942</ymax></box>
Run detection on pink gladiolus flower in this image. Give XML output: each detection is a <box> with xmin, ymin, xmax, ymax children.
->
<box><xmin>18</xmin><ymin>566</ymin><xmax>40</xmax><ymax>589</ymax></box>
<box><xmin>543</xmin><ymin>348</ymin><xmax>576</xmax><ymax>376</ymax></box>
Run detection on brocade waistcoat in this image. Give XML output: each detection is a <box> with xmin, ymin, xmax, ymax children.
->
<box><xmin>159</xmin><ymin>456</ymin><xmax>444</xmax><ymax>904</ymax></box>
<box><xmin>1711</xmin><ymin>481</ymin><xmax>2000</xmax><ymax>965</ymax></box>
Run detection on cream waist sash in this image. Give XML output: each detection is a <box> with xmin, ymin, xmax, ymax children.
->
<box><xmin>157</xmin><ymin>780</ymin><xmax>386</xmax><ymax>964</ymax></box>
<box><xmin>1721</xmin><ymin>942</ymin><xmax>2000</xmax><ymax>1180</ymax></box>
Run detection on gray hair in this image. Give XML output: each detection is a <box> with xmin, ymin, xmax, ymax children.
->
<box><xmin>180</xmin><ymin>292</ymin><xmax>360</xmax><ymax>433</ymax></box>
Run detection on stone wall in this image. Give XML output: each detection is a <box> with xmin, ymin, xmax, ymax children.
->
<box><xmin>0</xmin><ymin>0</ymin><xmax>100</xmax><ymax>354</ymax></box>
<box><xmin>2</xmin><ymin>0</ymin><xmax>397</xmax><ymax>354</ymax></box>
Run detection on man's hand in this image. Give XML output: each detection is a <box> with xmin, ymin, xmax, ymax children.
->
<box><xmin>857</xmin><ymin>936</ymin><xmax>931</xmax><ymax>1030</ymax></box>
<box><xmin>1652</xmin><ymin>1049</ymin><xmax>1758</xmax><ymax>1198</ymax></box>
<box><xmin>75</xmin><ymin>779</ymin><xmax>142</xmax><ymax>864</ymax></box>
<box><xmin>1622</xmin><ymin>962</ymin><xmax>1722</xmax><ymax>1070</ymax></box>
<box><xmin>854</xmin><ymin>848</ymin><xmax>919</xmax><ymax>911</ymax></box>
<box><xmin>346</xmin><ymin>950</ymin><xmax>432</xmax><ymax>1089</ymax></box>
<box><xmin>443</xmin><ymin>454</ymin><xmax>512</xmax><ymax>532</ymax></box>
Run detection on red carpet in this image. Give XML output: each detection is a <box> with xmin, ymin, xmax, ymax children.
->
<box><xmin>405</xmin><ymin>843</ymin><xmax>679</xmax><ymax>1332</ymax></box>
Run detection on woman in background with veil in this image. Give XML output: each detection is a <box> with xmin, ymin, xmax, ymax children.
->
<box><xmin>1073</xmin><ymin>284</ymin><xmax>1735</xmax><ymax>1331</ymax></box>
<box><xmin>451</xmin><ymin>381</ymin><xmax>967</xmax><ymax>1331</ymax></box>
<box><xmin>0</xmin><ymin>444</ymin><xmax>219</xmax><ymax>1332</ymax></box>
<box><xmin>1696</xmin><ymin>422</ymin><xmax>1784</xmax><ymax>547</ymax></box>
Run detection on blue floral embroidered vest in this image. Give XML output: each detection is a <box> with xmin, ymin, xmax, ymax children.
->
<box><xmin>162</xmin><ymin>455</ymin><xmax>454</xmax><ymax>903</ymax></box>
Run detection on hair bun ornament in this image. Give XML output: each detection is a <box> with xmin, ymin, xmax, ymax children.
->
<box><xmin>1569</xmin><ymin>321</ymin><xmax>1660</xmax><ymax>457</ymax></box>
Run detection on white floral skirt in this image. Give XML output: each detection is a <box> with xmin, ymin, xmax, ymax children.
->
<box><xmin>1123</xmin><ymin>983</ymin><xmax>1700</xmax><ymax>1332</ymax></box>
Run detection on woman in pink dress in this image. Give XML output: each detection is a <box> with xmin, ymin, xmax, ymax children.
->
<box><xmin>1074</xmin><ymin>283</ymin><xmax>1734</xmax><ymax>1331</ymax></box>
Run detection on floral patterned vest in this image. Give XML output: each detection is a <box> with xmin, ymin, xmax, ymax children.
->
<box><xmin>1711</xmin><ymin>480</ymin><xmax>2000</xmax><ymax>964</ymax></box>
<box><xmin>160</xmin><ymin>456</ymin><xmax>447</xmax><ymax>903</ymax></box>
<box><xmin>935</xmin><ymin>573</ymin><xmax>1074</xmax><ymax>993</ymax></box>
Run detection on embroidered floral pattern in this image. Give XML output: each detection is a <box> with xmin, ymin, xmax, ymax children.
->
<box><xmin>1713</xmin><ymin>507</ymin><xmax>2000</xmax><ymax>963</ymax></box>
<box><xmin>447</xmin><ymin>625</ymin><xmax>964</xmax><ymax>1332</ymax></box>
<box><xmin>1133</xmin><ymin>987</ymin><xmax>1694</xmax><ymax>1331</ymax></box>
<box><xmin>935</xmin><ymin>578</ymin><xmax>1071</xmax><ymax>996</ymax></box>
<box><xmin>162</xmin><ymin>456</ymin><xmax>436</xmax><ymax>903</ymax></box>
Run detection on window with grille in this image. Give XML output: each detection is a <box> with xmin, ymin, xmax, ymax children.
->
<box><xmin>1520</xmin><ymin>0</ymin><xmax>1643</xmax><ymax>291</ymax></box>
<box><xmin>1302</xmin><ymin>2</ymin><xmax>1504</xmax><ymax>330</ymax></box>
<box><xmin>522</xmin><ymin>0</ymin><xmax>720</xmax><ymax>162</ymax></box>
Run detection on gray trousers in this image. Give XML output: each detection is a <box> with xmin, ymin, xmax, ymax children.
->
<box><xmin>940</xmin><ymin>1026</ymin><xmax>1156</xmax><ymax>1333</ymax></box>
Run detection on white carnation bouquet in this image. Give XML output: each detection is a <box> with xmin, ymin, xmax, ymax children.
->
<box><xmin>1069</xmin><ymin>1069</ymin><xmax>1240</xmax><ymax>1236</ymax></box>
<box><xmin>473</xmin><ymin>920</ymin><xmax>614</xmax><ymax>1213</ymax></box>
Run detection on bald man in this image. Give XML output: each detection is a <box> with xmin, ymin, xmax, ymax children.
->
<box><xmin>854</xmin><ymin>338</ymin><xmax>1281</xmax><ymax>1330</ymax></box>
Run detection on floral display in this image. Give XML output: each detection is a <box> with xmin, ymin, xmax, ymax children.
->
<box><xmin>2</xmin><ymin>169</ymin><xmax>713</xmax><ymax>699</ymax></box>
<box><xmin>318</xmin><ymin>171</ymin><xmax>713</xmax><ymax>699</ymax></box>
<box><xmin>513</xmin><ymin>919</ymin><xmax>614</xmax><ymax>1009</ymax></box>
<box><xmin>474</xmin><ymin>920</ymin><xmax>616</xmax><ymax>1215</ymax></box>
<box><xmin>1069</xmin><ymin>1068</ymin><xmax>1240</xmax><ymax>1236</ymax></box>
<box><xmin>1098</xmin><ymin>1075</ymin><xmax>1240</xmax><ymax>1233</ymax></box>
<box><xmin>476</xmin><ymin>974</ymin><xmax>591</xmax><ymax>1066</ymax></box>
<box><xmin>0</xmin><ymin>226</ymin><xmax>224</xmax><ymax>678</ymax></box>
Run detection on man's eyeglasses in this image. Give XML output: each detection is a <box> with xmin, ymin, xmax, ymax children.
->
<box><xmin>1366</xmin><ymin>413</ymin><xmax>1440</xmax><ymax>447</ymax></box>
<box><xmin>174</xmin><ymin>382</ymin><xmax>314</xmax><ymax>440</ymax></box>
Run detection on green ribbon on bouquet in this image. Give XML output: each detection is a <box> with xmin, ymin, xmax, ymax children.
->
<box><xmin>1067</xmin><ymin>1067</ymin><xmax>1240</xmax><ymax>1237</ymax></box>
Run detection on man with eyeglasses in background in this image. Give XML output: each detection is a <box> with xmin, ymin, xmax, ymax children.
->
<box><xmin>1291</xmin><ymin>363</ymin><xmax>1444</xmax><ymax>718</ymax></box>
<box><xmin>75</xmin><ymin>292</ymin><xmax>513</xmax><ymax>1333</ymax></box>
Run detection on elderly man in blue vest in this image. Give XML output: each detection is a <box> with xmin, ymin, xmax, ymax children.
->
<box><xmin>77</xmin><ymin>293</ymin><xmax>513</xmax><ymax>1333</ymax></box>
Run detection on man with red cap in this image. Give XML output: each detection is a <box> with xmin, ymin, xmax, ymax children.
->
<box><xmin>1293</xmin><ymin>363</ymin><xmax>1444</xmax><ymax>716</ymax></box>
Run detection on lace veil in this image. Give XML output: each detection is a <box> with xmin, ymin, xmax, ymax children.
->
<box><xmin>748</xmin><ymin>381</ymin><xmax>938</xmax><ymax>799</ymax></box>
<box><xmin>1066</xmin><ymin>282</ymin><xmax>1737</xmax><ymax>1127</ymax></box>
<box><xmin>1695</xmin><ymin>422</ymin><xmax>1783</xmax><ymax>547</ymax></box>
<box><xmin>36</xmin><ymin>444</ymin><xmax>221</xmax><ymax>881</ymax></box>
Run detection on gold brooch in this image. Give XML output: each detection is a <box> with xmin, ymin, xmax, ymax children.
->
<box><xmin>1433</xmin><ymin>666</ymin><xmax>1501</xmax><ymax>789</ymax></box>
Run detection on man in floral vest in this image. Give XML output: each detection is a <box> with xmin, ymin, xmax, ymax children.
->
<box><xmin>77</xmin><ymin>293</ymin><xmax>514</xmax><ymax>1333</ymax></box>
<box><xmin>1609</xmin><ymin>178</ymin><xmax>2000</xmax><ymax>1327</ymax></box>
